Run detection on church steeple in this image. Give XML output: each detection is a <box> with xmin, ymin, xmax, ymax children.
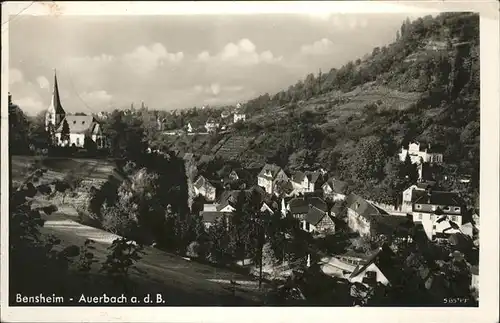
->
<box><xmin>45</xmin><ymin>69</ymin><xmax>66</xmax><ymax>130</ymax></box>
<box><xmin>50</xmin><ymin>69</ymin><xmax>65</xmax><ymax>115</ymax></box>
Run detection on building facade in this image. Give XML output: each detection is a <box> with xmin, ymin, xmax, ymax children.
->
<box><xmin>411</xmin><ymin>190</ymin><xmax>465</xmax><ymax>241</ymax></box>
<box><xmin>398</xmin><ymin>141</ymin><xmax>443</xmax><ymax>165</ymax></box>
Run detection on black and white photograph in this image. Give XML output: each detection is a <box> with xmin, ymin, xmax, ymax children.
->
<box><xmin>1</xmin><ymin>1</ymin><xmax>499</xmax><ymax>322</ymax></box>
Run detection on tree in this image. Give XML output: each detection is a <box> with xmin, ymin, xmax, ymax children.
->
<box><xmin>9</xmin><ymin>97</ymin><xmax>31</xmax><ymax>154</ymax></box>
<box><xmin>99</xmin><ymin>238</ymin><xmax>146</xmax><ymax>292</ymax></box>
<box><xmin>348</xmin><ymin>136</ymin><xmax>387</xmax><ymax>182</ymax></box>
<box><xmin>60</xmin><ymin>119</ymin><xmax>70</xmax><ymax>146</ymax></box>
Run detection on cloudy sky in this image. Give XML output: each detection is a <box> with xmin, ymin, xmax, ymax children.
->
<box><xmin>9</xmin><ymin>13</ymin><xmax>418</xmax><ymax>116</ymax></box>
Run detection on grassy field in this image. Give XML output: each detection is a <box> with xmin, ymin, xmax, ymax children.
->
<box><xmin>10</xmin><ymin>155</ymin><xmax>117</xmax><ymax>186</ymax></box>
<box><xmin>39</xmin><ymin>206</ymin><xmax>269</xmax><ymax>305</ymax></box>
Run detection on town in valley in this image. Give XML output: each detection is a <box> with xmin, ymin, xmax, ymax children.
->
<box><xmin>8</xmin><ymin>12</ymin><xmax>480</xmax><ymax>307</ymax></box>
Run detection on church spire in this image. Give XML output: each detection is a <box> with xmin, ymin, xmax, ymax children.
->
<box><xmin>50</xmin><ymin>69</ymin><xmax>65</xmax><ymax>115</ymax></box>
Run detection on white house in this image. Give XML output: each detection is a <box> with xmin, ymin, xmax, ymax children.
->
<box><xmin>411</xmin><ymin>189</ymin><xmax>465</xmax><ymax>241</ymax></box>
<box><xmin>398</xmin><ymin>141</ymin><xmax>443</xmax><ymax>165</ymax></box>
<box><xmin>205</xmin><ymin>119</ymin><xmax>219</xmax><ymax>133</ymax></box>
<box><xmin>45</xmin><ymin>70</ymin><xmax>106</xmax><ymax>149</ymax></box>
<box><xmin>348</xmin><ymin>246</ymin><xmax>399</xmax><ymax>287</ymax></box>
<box><xmin>257</xmin><ymin>164</ymin><xmax>289</xmax><ymax>195</ymax></box>
<box><xmin>186</xmin><ymin>123</ymin><xmax>193</xmax><ymax>133</ymax></box>
<box><xmin>193</xmin><ymin>176</ymin><xmax>217</xmax><ymax>202</ymax></box>
<box><xmin>233</xmin><ymin>112</ymin><xmax>246</xmax><ymax>123</ymax></box>
<box><xmin>401</xmin><ymin>182</ymin><xmax>435</xmax><ymax>213</ymax></box>
<box><xmin>291</xmin><ymin>171</ymin><xmax>321</xmax><ymax>194</ymax></box>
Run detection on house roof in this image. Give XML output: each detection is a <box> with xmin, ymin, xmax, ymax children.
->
<box><xmin>200</xmin><ymin>211</ymin><xmax>228</xmax><ymax>223</ymax></box>
<box><xmin>349</xmin><ymin>245</ymin><xmax>402</xmax><ymax>284</ymax></box>
<box><xmin>292</xmin><ymin>171</ymin><xmax>306</xmax><ymax>183</ymax></box>
<box><xmin>194</xmin><ymin>176</ymin><xmax>211</xmax><ymax>189</ymax></box>
<box><xmin>258</xmin><ymin>164</ymin><xmax>283</xmax><ymax>180</ymax></box>
<box><xmin>323</xmin><ymin>178</ymin><xmax>348</xmax><ymax>194</ymax></box>
<box><xmin>363</xmin><ymin>214</ymin><xmax>410</xmax><ymax>236</ymax></box>
<box><xmin>289</xmin><ymin>196</ymin><xmax>327</xmax><ymax>214</ymax></box>
<box><xmin>304</xmin><ymin>206</ymin><xmax>327</xmax><ymax>226</ymax></box>
<box><xmin>413</xmin><ymin>191</ymin><xmax>464</xmax><ymax>206</ymax></box>
<box><xmin>330</xmin><ymin>201</ymin><xmax>344</xmax><ymax>217</ymax></box>
<box><xmin>292</xmin><ymin>171</ymin><xmax>321</xmax><ymax>184</ymax></box>
<box><xmin>306</xmin><ymin>171</ymin><xmax>321</xmax><ymax>183</ymax></box>
<box><xmin>183</xmin><ymin>153</ymin><xmax>194</xmax><ymax>160</ymax></box>
<box><xmin>346</xmin><ymin>194</ymin><xmax>380</xmax><ymax>217</ymax></box>
<box><xmin>56</xmin><ymin>115</ymin><xmax>97</xmax><ymax>134</ymax></box>
<box><xmin>416</xmin><ymin>181</ymin><xmax>436</xmax><ymax>190</ymax></box>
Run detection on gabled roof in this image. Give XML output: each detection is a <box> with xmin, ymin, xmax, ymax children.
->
<box><xmin>258</xmin><ymin>164</ymin><xmax>284</xmax><ymax>179</ymax></box>
<box><xmin>305</xmin><ymin>171</ymin><xmax>321</xmax><ymax>183</ymax></box>
<box><xmin>413</xmin><ymin>190</ymin><xmax>464</xmax><ymax>206</ymax></box>
<box><xmin>349</xmin><ymin>245</ymin><xmax>401</xmax><ymax>284</ymax></box>
<box><xmin>323</xmin><ymin>178</ymin><xmax>348</xmax><ymax>194</ymax></box>
<box><xmin>292</xmin><ymin>171</ymin><xmax>306</xmax><ymax>183</ymax></box>
<box><xmin>289</xmin><ymin>196</ymin><xmax>328</xmax><ymax>214</ymax></box>
<box><xmin>346</xmin><ymin>193</ymin><xmax>380</xmax><ymax>218</ymax></box>
<box><xmin>292</xmin><ymin>171</ymin><xmax>321</xmax><ymax>184</ymax></box>
<box><xmin>304</xmin><ymin>206</ymin><xmax>328</xmax><ymax>226</ymax></box>
<box><xmin>194</xmin><ymin>176</ymin><xmax>213</xmax><ymax>189</ymax></box>
<box><xmin>56</xmin><ymin>116</ymin><xmax>98</xmax><ymax>134</ymax></box>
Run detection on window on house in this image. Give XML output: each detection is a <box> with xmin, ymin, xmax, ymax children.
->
<box><xmin>76</xmin><ymin>137</ymin><xmax>80</xmax><ymax>146</ymax></box>
<box><xmin>305</xmin><ymin>222</ymin><xmax>310</xmax><ymax>231</ymax></box>
<box><xmin>82</xmin><ymin>121</ymin><xmax>85</xmax><ymax>124</ymax></box>
<box><xmin>451</xmin><ymin>216</ymin><xmax>457</xmax><ymax>222</ymax></box>
<box><xmin>416</xmin><ymin>204</ymin><xmax>421</xmax><ymax>209</ymax></box>
<box><xmin>444</xmin><ymin>206</ymin><xmax>451</xmax><ymax>211</ymax></box>
<box><xmin>73</xmin><ymin>121</ymin><xmax>76</xmax><ymax>124</ymax></box>
<box><xmin>433</xmin><ymin>225</ymin><xmax>436</xmax><ymax>230</ymax></box>
<box><xmin>454</xmin><ymin>207</ymin><xmax>461</xmax><ymax>212</ymax></box>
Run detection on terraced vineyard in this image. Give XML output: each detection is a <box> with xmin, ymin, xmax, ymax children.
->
<box><xmin>213</xmin><ymin>135</ymin><xmax>255</xmax><ymax>160</ymax></box>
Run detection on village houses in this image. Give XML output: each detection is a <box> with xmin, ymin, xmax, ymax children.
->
<box><xmin>398</xmin><ymin>140</ymin><xmax>443</xmax><ymax>165</ymax></box>
<box><xmin>401</xmin><ymin>182</ymin><xmax>436</xmax><ymax>213</ymax></box>
<box><xmin>300</xmin><ymin>206</ymin><xmax>336</xmax><ymax>236</ymax></box>
<box><xmin>205</xmin><ymin>119</ymin><xmax>219</xmax><ymax>133</ymax></box>
<box><xmin>193</xmin><ymin>175</ymin><xmax>218</xmax><ymax>202</ymax></box>
<box><xmin>411</xmin><ymin>188</ymin><xmax>465</xmax><ymax>241</ymax></box>
<box><xmin>257</xmin><ymin>163</ymin><xmax>289</xmax><ymax>195</ymax></box>
<box><xmin>322</xmin><ymin>178</ymin><xmax>348</xmax><ymax>201</ymax></box>
<box><xmin>346</xmin><ymin>193</ymin><xmax>384</xmax><ymax>237</ymax></box>
<box><xmin>233</xmin><ymin>103</ymin><xmax>246</xmax><ymax>123</ymax></box>
<box><xmin>348</xmin><ymin>245</ymin><xmax>401</xmax><ymax>288</ymax></box>
<box><xmin>291</xmin><ymin>171</ymin><xmax>321</xmax><ymax>194</ymax></box>
<box><xmin>44</xmin><ymin>71</ymin><xmax>106</xmax><ymax>149</ymax></box>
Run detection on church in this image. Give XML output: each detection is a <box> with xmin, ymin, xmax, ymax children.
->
<box><xmin>44</xmin><ymin>71</ymin><xmax>106</xmax><ymax>149</ymax></box>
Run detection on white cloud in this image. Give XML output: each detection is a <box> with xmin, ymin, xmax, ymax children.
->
<box><xmin>122</xmin><ymin>43</ymin><xmax>183</xmax><ymax>74</ymax></box>
<box><xmin>36</xmin><ymin>76</ymin><xmax>50</xmax><ymax>90</ymax></box>
<box><xmin>81</xmin><ymin>90</ymin><xmax>113</xmax><ymax>107</ymax></box>
<box><xmin>9</xmin><ymin>68</ymin><xmax>24</xmax><ymax>85</ymax></box>
<box><xmin>193</xmin><ymin>83</ymin><xmax>245</xmax><ymax>96</ymax></box>
<box><xmin>13</xmin><ymin>96</ymin><xmax>45</xmax><ymax>115</ymax></box>
<box><xmin>210</xmin><ymin>83</ymin><xmax>221</xmax><ymax>96</ymax></box>
<box><xmin>197</xmin><ymin>51</ymin><xmax>210</xmax><ymax>62</ymax></box>
<box><xmin>197</xmin><ymin>38</ymin><xmax>281</xmax><ymax>66</ymax></box>
<box><xmin>300</xmin><ymin>38</ymin><xmax>335</xmax><ymax>55</ymax></box>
